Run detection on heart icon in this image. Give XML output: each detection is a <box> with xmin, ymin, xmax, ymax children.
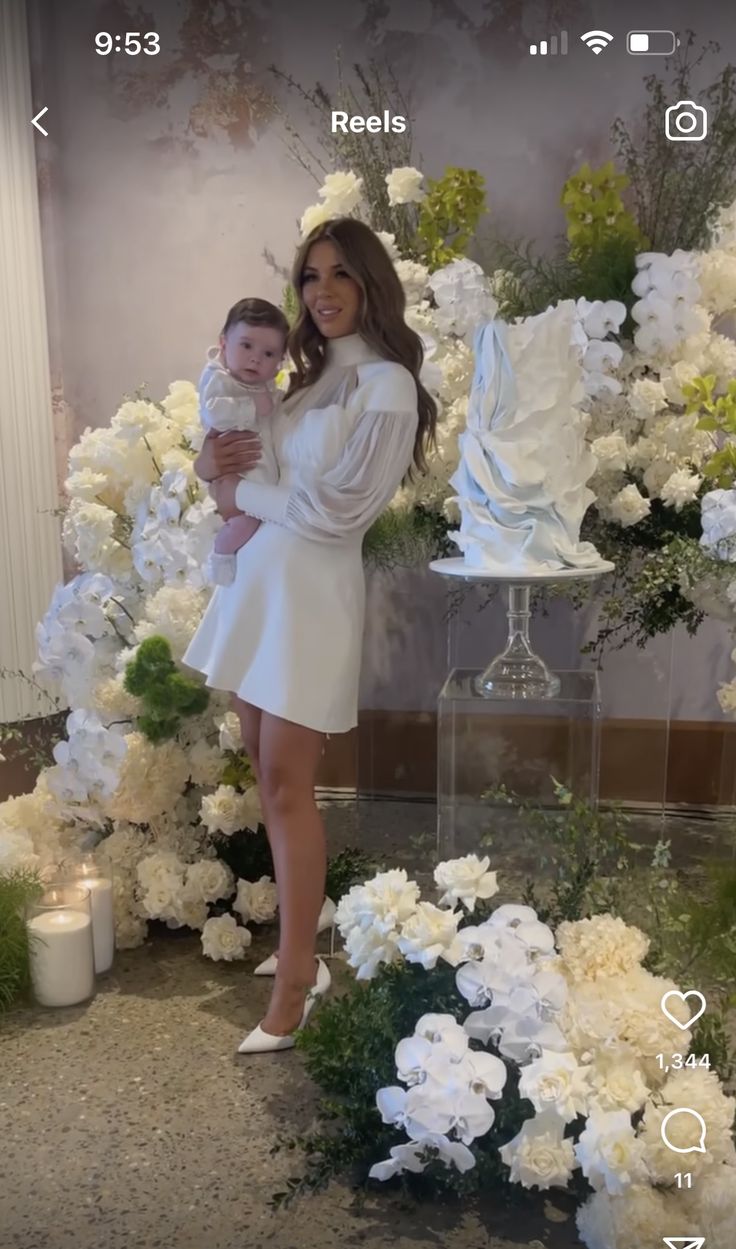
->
<box><xmin>660</xmin><ymin>990</ymin><xmax>706</xmax><ymax>1031</ymax></box>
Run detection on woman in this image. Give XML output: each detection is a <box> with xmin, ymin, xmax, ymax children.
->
<box><xmin>183</xmin><ymin>218</ymin><xmax>437</xmax><ymax>1053</ymax></box>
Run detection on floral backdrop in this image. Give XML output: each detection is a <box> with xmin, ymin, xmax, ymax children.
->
<box><xmin>2</xmin><ymin>37</ymin><xmax>736</xmax><ymax>1249</ymax></box>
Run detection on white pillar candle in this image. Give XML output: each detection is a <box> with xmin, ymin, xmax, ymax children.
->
<box><xmin>83</xmin><ymin>876</ymin><xmax>115</xmax><ymax>973</ymax></box>
<box><xmin>57</xmin><ymin>853</ymin><xmax>116</xmax><ymax>975</ymax></box>
<box><xmin>28</xmin><ymin>909</ymin><xmax>95</xmax><ymax>1007</ymax></box>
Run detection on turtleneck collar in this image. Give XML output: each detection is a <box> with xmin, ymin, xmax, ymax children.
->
<box><xmin>325</xmin><ymin>332</ymin><xmax>379</xmax><ymax>367</ymax></box>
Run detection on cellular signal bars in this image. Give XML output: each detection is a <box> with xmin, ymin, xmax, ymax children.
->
<box><xmin>529</xmin><ymin>31</ymin><xmax>568</xmax><ymax>56</ymax></box>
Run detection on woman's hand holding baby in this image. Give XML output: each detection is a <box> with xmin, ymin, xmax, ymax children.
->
<box><xmin>209</xmin><ymin>475</ymin><xmax>243</xmax><ymax>520</ymax></box>
<box><xmin>194</xmin><ymin>429</ymin><xmax>262</xmax><ymax>481</ymax></box>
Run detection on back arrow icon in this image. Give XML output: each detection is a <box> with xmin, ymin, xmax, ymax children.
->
<box><xmin>31</xmin><ymin>107</ymin><xmax>49</xmax><ymax>136</ymax></box>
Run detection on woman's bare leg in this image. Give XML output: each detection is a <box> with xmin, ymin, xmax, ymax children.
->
<box><xmin>256</xmin><ymin>710</ymin><xmax>326</xmax><ymax>1036</ymax></box>
<box><xmin>230</xmin><ymin>692</ymin><xmax>263</xmax><ymax>785</ymax></box>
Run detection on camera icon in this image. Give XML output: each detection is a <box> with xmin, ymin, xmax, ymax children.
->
<box><xmin>665</xmin><ymin>100</ymin><xmax>708</xmax><ymax>142</ymax></box>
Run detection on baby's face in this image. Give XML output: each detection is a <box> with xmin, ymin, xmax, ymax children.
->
<box><xmin>220</xmin><ymin>321</ymin><xmax>284</xmax><ymax>384</ymax></box>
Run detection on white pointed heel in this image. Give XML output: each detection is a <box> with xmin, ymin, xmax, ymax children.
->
<box><xmin>237</xmin><ymin>958</ymin><xmax>331</xmax><ymax>1054</ymax></box>
<box><xmin>253</xmin><ymin>897</ymin><xmax>338</xmax><ymax>977</ymax></box>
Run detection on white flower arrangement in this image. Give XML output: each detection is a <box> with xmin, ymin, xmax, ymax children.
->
<box><xmin>333</xmin><ymin>861</ymin><xmax>735</xmax><ymax>1246</ymax></box>
<box><xmin>0</xmin><ymin>374</ymin><xmax>277</xmax><ymax>958</ymax></box>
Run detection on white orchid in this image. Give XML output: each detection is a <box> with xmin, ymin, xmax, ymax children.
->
<box><xmin>368</xmin><ymin>1133</ymin><xmax>475</xmax><ymax>1181</ymax></box>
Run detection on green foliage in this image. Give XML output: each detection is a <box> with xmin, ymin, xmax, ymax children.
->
<box><xmin>491</xmin><ymin>232</ymin><xmax>640</xmax><ymax>324</ymax></box>
<box><xmin>214</xmin><ymin>823</ymin><xmax>274</xmax><ymax>884</ymax></box>
<box><xmin>324</xmin><ymin>847</ymin><xmax>376</xmax><ymax>904</ymax></box>
<box><xmin>579</xmin><ymin>523</ymin><xmax>713</xmax><ymax>659</ymax></box>
<box><xmin>0</xmin><ymin>668</ymin><xmax>65</xmax><ymax>773</ymax></box>
<box><xmin>220</xmin><ymin>751</ymin><xmax>256</xmax><ymax>791</ymax></box>
<box><xmin>415</xmin><ymin>167</ymin><xmax>487</xmax><ymax>270</ymax></box>
<box><xmin>684</xmin><ymin>374</ymin><xmax>736</xmax><ymax>489</ymax></box>
<box><xmin>363</xmin><ymin>503</ymin><xmax>452</xmax><ymax>569</ymax></box>
<box><xmin>281</xmin><ymin>282</ymin><xmax>299</xmax><ymax>327</ymax></box>
<box><xmin>214</xmin><ymin>830</ymin><xmax>374</xmax><ymax>911</ymax></box>
<box><xmin>487</xmin><ymin>781</ymin><xmax>634</xmax><ymax>925</ymax></box>
<box><xmin>0</xmin><ymin>869</ymin><xmax>43</xmax><ymax>1013</ymax></box>
<box><xmin>561</xmin><ymin>160</ymin><xmax>646</xmax><ymax>255</ymax></box>
<box><xmin>123</xmin><ymin>636</ymin><xmax>209</xmax><ymax>743</ymax></box>
<box><xmin>612</xmin><ymin>33</ymin><xmax>736</xmax><ymax>252</ymax></box>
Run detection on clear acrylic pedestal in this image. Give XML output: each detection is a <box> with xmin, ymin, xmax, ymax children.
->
<box><xmin>437</xmin><ymin>668</ymin><xmax>601</xmax><ymax>865</ymax></box>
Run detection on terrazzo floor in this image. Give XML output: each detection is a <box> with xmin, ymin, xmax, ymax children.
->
<box><xmin>1</xmin><ymin>800</ymin><xmax>731</xmax><ymax>1249</ymax></box>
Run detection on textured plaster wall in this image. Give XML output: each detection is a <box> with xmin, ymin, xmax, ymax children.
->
<box><xmin>27</xmin><ymin>0</ymin><xmax>736</xmax><ymax>724</ymax></box>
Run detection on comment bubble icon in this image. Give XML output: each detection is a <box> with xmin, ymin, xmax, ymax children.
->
<box><xmin>660</xmin><ymin>1108</ymin><xmax>707</xmax><ymax>1154</ymax></box>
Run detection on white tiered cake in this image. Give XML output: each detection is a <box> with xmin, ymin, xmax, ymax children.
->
<box><xmin>448</xmin><ymin>302</ymin><xmax>610</xmax><ymax>575</ymax></box>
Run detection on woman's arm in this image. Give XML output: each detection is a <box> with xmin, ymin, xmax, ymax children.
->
<box><xmin>193</xmin><ymin>429</ymin><xmax>262</xmax><ymax>482</ymax></box>
<box><xmin>233</xmin><ymin>406</ymin><xmax>419</xmax><ymax>542</ymax></box>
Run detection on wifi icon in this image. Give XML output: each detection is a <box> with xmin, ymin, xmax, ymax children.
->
<box><xmin>581</xmin><ymin>29</ymin><xmax>614</xmax><ymax>54</ymax></box>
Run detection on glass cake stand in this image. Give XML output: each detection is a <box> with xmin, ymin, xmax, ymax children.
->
<box><xmin>430</xmin><ymin>557</ymin><xmax>614</xmax><ymax>699</ymax></box>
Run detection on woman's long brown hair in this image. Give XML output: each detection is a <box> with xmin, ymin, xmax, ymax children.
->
<box><xmin>286</xmin><ymin>217</ymin><xmax>437</xmax><ymax>476</ymax></box>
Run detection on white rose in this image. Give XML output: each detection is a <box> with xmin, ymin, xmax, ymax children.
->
<box><xmin>344</xmin><ymin>924</ymin><xmax>402</xmax><ymax>980</ymax></box>
<box><xmin>200</xmin><ymin>914</ymin><xmax>251</xmax><ymax>961</ymax></box>
<box><xmin>318</xmin><ymin>170</ymin><xmax>364</xmax><ymax>214</ymax></box>
<box><xmin>574</xmin><ymin>1107</ymin><xmax>649</xmax><ymax>1194</ymax></box>
<box><xmin>385</xmin><ymin>166</ymin><xmax>424</xmax><ymax>205</ymax></box>
<box><xmin>589</xmin><ymin>1048</ymin><xmax>649</xmax><ymax>1114</ymax></box>
<box><xmin>499</xmin><ymin>1113</ymin><xmax>577</xmax><ymax>1190</ymax></box>
<box><xmin>591</xmin><ymin>433</ymin><xmax>629</xmax><ymax>473</ymax></box>
<box><xmin>199</xmin><ymin>784</ymin><xmax>246</xmax><ymax>837</ymax></box>
<box><xmin>233</xmin><ymin>875</ymin><xmax>278</xmax><ymax>924</ymax></box>
<box><xmin>397</xmin><ymin>902</ymin><xmax>462</xmax><ymax>970</ymax></box>
<box><xmin>434</xmin><ymin>854</ymin><xmax>498</xmax><ymax>912</ymax></box>
<box><xmin>518</xmin><ymin>1050</ymin><xmax>592</xmax><ymax>1123</ymax></box>
<box><xmin>607</xmin><ymin>483</ymin><xmax>651</xmax><ymax>528</ymax></box>
<box><xmin>184</xmin><ymin>858</ymin><xmax>234</xmax><ymax>904</ymax></box>
<box><xmin>628</xmin><ymin>377</ymin><xmax>668</xmax><ymax>419</ymax></box>
<box><xmin>217</xmin><ymin>711</ymin><xmax>242</xmax><ymax>753</ymax></box>
<box><xmin>300</xmin><ymin>202</ymin><xmax>332</xmax><ymax>238</ymax></box>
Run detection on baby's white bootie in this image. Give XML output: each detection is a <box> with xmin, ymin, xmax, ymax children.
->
<box><xmin>206</xmin><ymin>552</ymin><xmax>237</xmax><ymax>587</ymax></box>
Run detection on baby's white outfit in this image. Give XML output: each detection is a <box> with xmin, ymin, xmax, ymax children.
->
<box><xmin>198</xmin><ymin>346</ymin><xmax>279</xmax><ymax>586</ymax></box>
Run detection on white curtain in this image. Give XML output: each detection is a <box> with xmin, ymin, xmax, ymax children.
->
<box><xmin>0</xmin><ymin>0</ymin><xmax>63</xmax><ymax>722</ymax></box>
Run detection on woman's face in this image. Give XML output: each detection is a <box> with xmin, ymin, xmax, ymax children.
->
<box><xmin>301</xmin><ymin>239</ymin><xmax>362</xmax><ymax>339</ymax></box>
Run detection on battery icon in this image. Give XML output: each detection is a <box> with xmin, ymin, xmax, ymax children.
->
<box><xmin>627</xmin><ymin>30</ymin><xmax>677</xmax><ymax>55</ymax></box>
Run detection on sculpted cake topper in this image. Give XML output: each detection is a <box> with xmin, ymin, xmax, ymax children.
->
<box><xmin>449</xmin><ymin>302</ymin><xmax>610</xmax><ymax>574</ymax></box>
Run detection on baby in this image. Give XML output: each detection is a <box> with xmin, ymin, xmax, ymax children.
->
<box><xmin>198</xmin><ymin>297</ymin><xmax>289</xmax><ymax>586</ymax></box>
